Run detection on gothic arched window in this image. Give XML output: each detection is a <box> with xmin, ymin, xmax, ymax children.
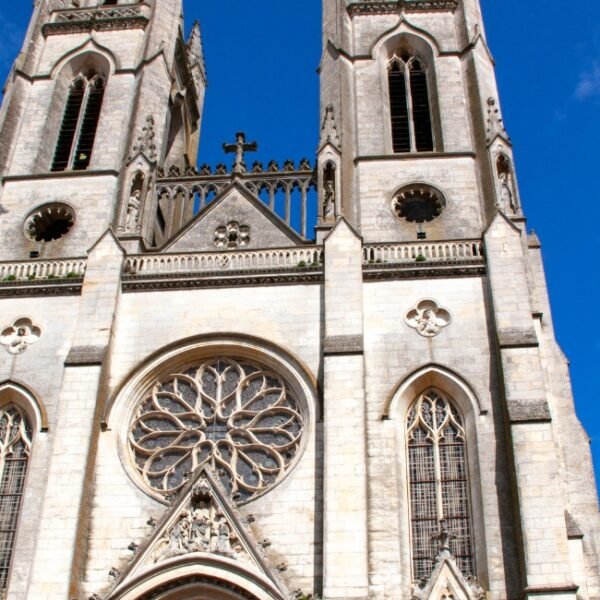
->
<box><xmin>388</xmin><ymin>51</ymin><xmax>434</xmax><ymax>153</ymax></box>
<box><xmin>406</xmin><ymin>389</ymin><xmax>474</xmax><ymax>580</ymax></box>
<box><xmin>0</xmin><ymin>406</ymin><xmax>32</xmax><ymax>592</ymax></box>
<box><xmin>51</xmin><ymin>72</ymin><xmax>106</xmax><ymax>172</ymax></box>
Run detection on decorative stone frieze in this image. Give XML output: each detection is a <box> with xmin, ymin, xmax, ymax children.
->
<box><xmin>43</xmin><ymin>5</ymin><xmax>149</xmax><ymax>36</ymax></box>
<box><xmin>347</xmin><ymin>0</ymin><xmax>458</xmax><ymax>17</ymax></box>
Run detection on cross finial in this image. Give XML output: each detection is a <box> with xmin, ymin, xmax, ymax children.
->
<box><xmin>223</xmin><ymin>132</ymin><xmax>258</xmax><ymax>175</ymax></box>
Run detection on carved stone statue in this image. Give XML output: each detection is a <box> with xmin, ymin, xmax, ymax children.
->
<box><xmin>323</xmin><ymin>180</ymin><xmax>335</xmax><ymax>219</ymax></box>
<box><xmin>498</xmin><ymin>171</ymin><xmax>516</xmax><ymax>213</ymax></box>
<box><xmin>126</xmin><ymin>189</ymin><xmax>142</xmax><ymax>231</ymax></box>
<box><xmin>215</xmin><ymin>518</ymin><xmax>232</xmax><ymax>554</ymax></box>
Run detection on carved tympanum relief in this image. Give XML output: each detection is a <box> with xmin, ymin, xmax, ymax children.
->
<box><xmin>214</xmin><ymin>221</ymin><xmax>250</xmax><ymax>250</ymax></box>
<box><xmin>0</xmin><ymin>318</ymin><xmax>42</xmax><ymax>354</ymax></box>
<box><xmin>405</xmin><ymin>299</ymin><xmax>451</xmax><ymax>337</ymax></box>
<box><xmin>129</xmin><ymin>358</ymin><xmax>304</xmax><ymax>503</ymax></box>
<box><xmin>153</xmin><ymin>478</ymin><xmax>247</xmax><ymax>564</ymax></box>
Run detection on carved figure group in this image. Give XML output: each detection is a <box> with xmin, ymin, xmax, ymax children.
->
<box><xmin>156</xmin><ymin>503</ymin><xmax>233</xmax><ymax>562</ymax></box>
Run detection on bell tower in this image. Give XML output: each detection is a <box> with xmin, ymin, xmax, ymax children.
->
<box><xmin>318</xmin><ymin>0</ymin><xmax>520</xmax><ymax>241</ymax></box>
<box><xmin>0</xmin><ymin>0</ymin><xmax>206</xmax><ymax>260</ymax></box>
<box><xmin>317</xmin><ymin>2</ymin><xmax>600</xmax><ymax>600</ymax></box>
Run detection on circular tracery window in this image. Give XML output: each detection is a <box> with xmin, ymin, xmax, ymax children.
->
<box><xmin>128</xmin><ymin>357</ymin><xmax>305</xmax><ymax>503</ymax></box>
<box><xmin>24</xmin><ymin>202</ymin><xmax>75</xmax><ymax>242</ymax></box>
<box><xmin>392</xmin><ymin>186</ymin><xmax>446</xmax><ymax>223</ymax></box>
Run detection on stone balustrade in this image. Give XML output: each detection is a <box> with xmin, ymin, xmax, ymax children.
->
<box><xmin>124</xmin><ymin>246</ymin><xmax>324</xmax><ymax>276</ymax></box>
<box><xmin>0</xmin><ymin>259</ymin><xmax>87</xmax><ymax>282</ymax></box>
<box><xmin>363</xmin><ymin>240</ymin><xmax>484</xmax><ymax>264</ymax></box>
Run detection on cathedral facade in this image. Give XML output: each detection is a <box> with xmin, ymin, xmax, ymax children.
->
<box><xmin>0</xmin><ymin>1</ymin><xmax>598</xmax><ymax>599</ymax></box>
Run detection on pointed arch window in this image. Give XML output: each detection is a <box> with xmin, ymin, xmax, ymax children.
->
<box><xmin>0</xmin><ymin>406</ymin><xmax>32</xmax><ymax>592</ymax></box>
<box><xmin>388</xmin><ymin>51</ymin><xmax>434</xmax><ymax>153</ymax></box>
<box><xmin>51</xmin><ymin>72</ymin><xmax>106</xmax><ymax>172</ymax></box>
<box><xmin>406</xmin><ymin>389</ymin><xmax>474</xmax><ymax>580</ymax></box>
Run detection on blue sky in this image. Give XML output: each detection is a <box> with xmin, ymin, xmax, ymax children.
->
<box><xmin>0</xmin><ymin>1</ymin><xmax>599</xmax><ymax>488</ymax></box>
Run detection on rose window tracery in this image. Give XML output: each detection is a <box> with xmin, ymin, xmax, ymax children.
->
<box><xmin>129</xmin><ymin>358</ymin><xmax>304</xmax><ymax>503</ymax></box>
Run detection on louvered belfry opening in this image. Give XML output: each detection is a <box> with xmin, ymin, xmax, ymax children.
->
<box><xmin>389</xmin><ymin>61</ymin><xmax>411</xmax><ymax>153</ymax></box>
<box><xmin>409</xmin><ymin>60</ymin><xmax>434</xmax><ymax>152</ymax></box>
<box><xmin>51</xmin><ymin>72</ymin><xmax>105</xmax><ymax>172</ymax></box>
<box><xmin>388</xmin><ymin>51</ymin><xmax>434</xmax><ymax>153</ymax></box>
<box><xmin>407</xmin><ymin>389</ymin><xmax>474</xmax><ymax>581</ymax></box>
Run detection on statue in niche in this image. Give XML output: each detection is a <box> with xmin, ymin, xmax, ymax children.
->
<box><xmin>322</xmin><ymin>163</ymin><xmax>336</xmax><ymax>220</ymax></box>
<box><xmin>126</xmin><ymin>189</ymin><xmax>142</xmax><ymax>231</ymax></box>
<box><xmin>126</xmin><ymin>172</ymin><xmax>145</xmax><ymax>231</ymax></box>
<box><xmin>496</xmin><ymin>155</ymin><xmax>517</xmax><ymax>213</ymax></box>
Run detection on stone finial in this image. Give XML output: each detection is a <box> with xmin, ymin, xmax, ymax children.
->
<box><xmin>486</xmin><ymin>97</ymin><xmax>509</xmax><ymax>143</ymax></box>
<box><xmin>130</xmin><ymin>115</ymin><xmax>157</xmax><ymax>161</ymax></box>
<box><xmin>187</xmin><ymin>20</ymin><xmax>207</xmax><ymax>83</ymax></box>
<box><xmin>319</xmin><ymin>104</ymin><xmax>341</xmax><ymax>149</ymax></box>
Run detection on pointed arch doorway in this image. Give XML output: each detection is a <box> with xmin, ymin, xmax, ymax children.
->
<box><xmin>134</xmin><ymin>575</ymin><xmax>262</xmax><ymax>600</ymax></box>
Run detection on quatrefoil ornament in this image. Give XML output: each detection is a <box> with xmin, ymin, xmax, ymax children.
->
<box><xmin>405</xmin><ymin>299</ymin><xmax>451</xmax><ymax>338</ymax></box>
<box><xmin>214</xmin><ymin>221</ymin><xmax>250</xmax><ymax>250</ymax></box>
<box><xmin>0</xmin><ymin>318</ymin><xmax>42</xmax><ymax>355</ymax></box>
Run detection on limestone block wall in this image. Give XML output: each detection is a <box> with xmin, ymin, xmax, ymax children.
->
<box><xmin>362</xmin><ymin>275</ymin><xmax>519</xmax><ymax>599</ymax></box>
<box><xmin>356</xmin><ymin>157</ymin><xmax>484</xmax><ymax>242</ymax></box>
<box><xmin>0</xmin><ymin>177</ymin><xmax>120</xmax><ymax>261</ymax></box>
<box><xmin>0</xmin><ymin>294</ymin><xmax>81</xmax><ymax>600</ymax></box>
<box><xmin>83</xmin><ymin>282</ymin><xmax>324</xmax><ymax>597</ymax></box>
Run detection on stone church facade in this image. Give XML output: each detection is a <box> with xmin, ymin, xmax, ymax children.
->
<box><xmin>0</xmin><ymin>0</ymin><xmax>598</xmax><ymax>599</ymax></box>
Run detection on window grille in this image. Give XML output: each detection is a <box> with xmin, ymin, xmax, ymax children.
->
<box><xmin>407</xmin><ymin>389</ymin><xmax>474</xmax><ymax>580</ymax></box>
<box><xmin>388</xmin><ymin>52</ymin><xmax>434</xmax><ymax>153</ymax></box>
<box><xmin>51</xmin><ymin>73</ymin><xmax>106</xmax><ymax>172</ymax></box>
<box><xmin>0</xmin><ymin>407</ymin><xmax>32</xmax><ymax>594</ymax></box>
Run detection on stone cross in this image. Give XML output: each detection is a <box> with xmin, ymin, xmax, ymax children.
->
<box><xmin>223</xmin><ymin>132</ymin><xmax>258</xmax><ymax>174</ymax></box>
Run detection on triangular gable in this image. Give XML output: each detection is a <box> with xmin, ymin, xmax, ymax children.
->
<box><xmin>107</xmin><ymin>467</ymin><xmax>288</xmax><ymax>599</ymax></box>
<box><xmin>163</xmin><ymin>180</ymin><xmax>305</xmax><ymax>252</ymax></box>
<box><xmin>411</xmin><ymin>550</ymin><xmax>485</xmax><ymax>600</ymax></box>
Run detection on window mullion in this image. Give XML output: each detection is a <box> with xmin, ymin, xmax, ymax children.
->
<box><xmin>405</xmin><ymin>66</ymin><xmax>416</xmax><ymax>153</ymax></box>
<box><xmin>68</xmin><ymin>80</ymin><xmax>90</xmax><ymax>170</ymax></box>
<box><xmin>432</xmin><ymin>433</ymin><xmax>444</xmax><ymax>522</ymax></box>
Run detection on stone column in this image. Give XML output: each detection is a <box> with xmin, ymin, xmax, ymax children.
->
<box><xmin>27</xmin><ymin>230</ymin><xmax>124</xmax><ymax>599</ymax></box>
<box><xmin>484</xmin><ymin>214</ymin><xmax>578</xmax><ymax>599</ymax></box>
<box><xmin>322</xmin><ymin>220</ymin><xmax>369</xmax><ymax>599</ymax></box>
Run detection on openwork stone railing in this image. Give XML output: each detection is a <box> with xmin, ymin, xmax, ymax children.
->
<box><xmin>124</xmin><ymin>247</ymin><xmax>324</xmax><ymax>277</ymax></box>
<box><xmin>156</xmin><ymin>159</ymin><xmax>316</xmax><ymax>239</ymax></box>
<box><xmin>0</xmin><ymin>259</ymin><xmax>87</xmax><ymax>281</ymax></box>
<box><xmin>363</xmin><ymin>240</ymin><xmax>484</xmax><ymax>264</ymax></box>
<box><xmin>44</xmin><ymin>3</ymin><xmax>150</xmax><ymax>35</ymax></box>
<box><xmin>347</xmin><ymin>0</ymin><xmax>458</xmax><ymax>15</ymax></box>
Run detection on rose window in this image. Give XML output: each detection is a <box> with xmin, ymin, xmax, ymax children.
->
<box><xmin>129</xmin><ymin>358</ymin><xmax>304</xmax><ymax>503</ymax></box>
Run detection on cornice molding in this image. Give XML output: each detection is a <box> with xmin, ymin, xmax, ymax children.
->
<box><xmin>122</xmin><ymin>269</ymin><xmax>323</xmax><ymax>292</ymax></box>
